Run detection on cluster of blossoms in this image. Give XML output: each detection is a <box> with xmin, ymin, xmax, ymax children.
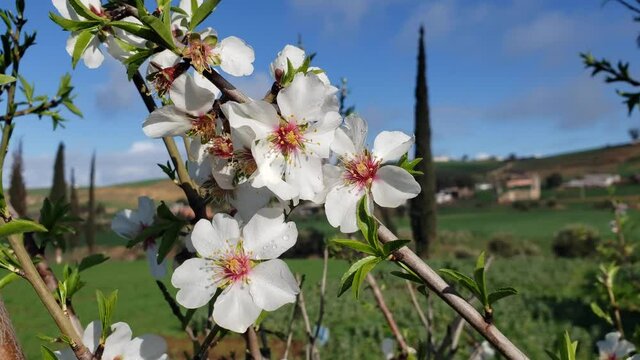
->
<box><xmin>52</xmin><ymin>0</ymin><xmax>421</xmax><ymax>349</ymax></box>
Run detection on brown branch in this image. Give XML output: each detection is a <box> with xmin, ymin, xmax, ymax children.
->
<box><xmin>309</xmin><ymin>246</ymin><xmax>329</xmax><ymax>359</ymax></box>
<box><xmin>194</xmin><ymin>325</ymin><xmax>220</xmax><ymax>360</ymax></box>
<box><xmin>282</xmin><ymin>276</ymin><xmax>304</xmax><ymax>360</ymax></box>
<box><xmin>366</xmin><ymin>273</ymin><xmax>409</xmax><ymax>358</ymax></box>
<box><xmin>0</xmin><ymin>296</ymin><xmax>25</xmax><ymax>360</ymax></box>
<box><xmin>244</xmin><ymin>327</ymin><xmax>262</xmax><ymax>360</ymax></box>
<box><xmin>297</xmin><ymin>278</ymin><xmax>315</xmax><ymax>359</ymax></box>
<box><xmin>377</xmin><ymin>225</ymin><xmax>528</xmax><ymax>360</ymax></box>
<box><xmin>405</xmin><ymin>282</ymin><xmax>429</xmax><ymax>340</ymax></box>
<box><xmin>199</xmin><ymin>69</ymin><xmax>250</xmax><ymax>104</ymax></box>
<box><xmin>0</xmin><ymin>99</ymin><xmax>63</xmax><ymax>122</ymax></box>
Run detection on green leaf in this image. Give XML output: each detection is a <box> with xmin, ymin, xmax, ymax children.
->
<box><xmin>330</xmin><ymin>239</ymin><xmax>377</xmax><ymax>255</ymax></box>
<box><xmin>71</xmin><ymin>30</ymin><xmax>95</xmax><ymax>69</ymax></box>
<box><xmin>189</xmin><ymin>0</ymin><xmax>221</xmax><ymax>30</ymax></box>
<box><xmin>590</xmin><ymin>302</ymin><xmax>613</xmax><ymax>325</ymax></box>
<box><xmin>49</xmin><ymin>12</ymin><xmax>100</xmax><ymax>31</ymax></box>
<box><xmin>79</xmin><ymin>254</ymin><xmax>109</xmax><ymax>272</ymax></box>
<box><xmin>487</xmin><ymin>287</ymin><xmax>517</xmax><ymax>305</ymax></box>
<box><xmin>125</xmin><ymin>49</ymin><xmax>155</xmax><ymax>80</ymax></box>
<box><xmin>0</xmin><ymin>74</ymin><xmax>16</xmax><ymax>85</ymax></box>
<box><xmin>338</xmin><ymin>255</ymin><xmax>377</xmax><ymax>297</ymax></box>
<box><xmin>439</xmin><ymin>268</ymin><xmax>481</xmax><ymax>299</ymax></box>
<box><xmin>67</xmin><ymin>0</ymin><xmax>104</xmax><ymax>21</ymax></box>
<box><xmin>62</xmin><ymin>100</ymin><xmax>83</xmax><ymax>117</ymax></box>
<box><xmin>398</xmin><ymin>153</ymin><xmax>423</xmax><ymax>176</ymax></box>
<box><xmin>18</xmin><ymin>75</ymin><xmax>33</xmax><ymax>103</ymax></box>
<box><xmin>473</xmin><ymin>251</ymin><xmax>489</xmax><ymax>307</ymax></box>
<box><xmin>352</xmin><ymin>257</ymin><xmax>381</xmax><ymax>299</ymax></box>
<box><xmin>96</xmin><ymin>290</ymin><xmax>118</xmax><ymax>342</ymax></box>
<box><xmin>0</xmin><ymin>219</ymin><xmax>47</xmax><ymax>238</ymax></box>
<box><xmin>0</xmin><ymin>272</ymin><xmax>19</xmax><ymax>289</ymax></box>
<box><xmin>156</xmin><ymin>225</ymin><xmax>180</xmax><ymax>264</ymax></box>
<box><xmin>390</xmin><ymin>270</ymin><xmax>423</xmax><ymax>284</ymax></box>
<box><xmin>139</xmin><ymin>13</ymin><xmax>176</xmax><ymax>51</ymax></box>
<box><xmin>110</xmin><ymin>21</ymin><xmax>162</xmax><ymax>46</ymax></box>
<box><xmin>41</xmin><ymin>346</ymin><xmax>58</xmax><ymax>360</ymax></box>
<box><xmin>382</xmin><ymin>239</ymin><xmax>411</xmax><ymax>256</ymax></box>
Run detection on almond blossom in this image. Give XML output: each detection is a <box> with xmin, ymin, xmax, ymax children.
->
<box><xmin>171</xmin><ymin>209</ymin><xmax>299</xmax><ymax>333</ymax></box>
<box><xmin>270</xmin><ymin>44</ymin><xmax>330</xmax><ymax>85</ymax></box>
<box><xmin>322</xmin><ymin>115</ymin><xmax>420</xmax><ymax>233</ymax></box>
<box><xmin>146</xmin><ymin>50</ymin><xmax>184</xmax><ymax>96</ymax></box>
<box><xmin>183</xmin><ymin>29</ymin><xmax>255</xmax><ymax>76</ymax></box>
<box><xmin>597</xmin><ymin>332</ymin><xmax>636</xmax><ymax>360</ymax></box>
<box><xmin>221</xmin><ymin>72</ymin><xmax>340</xmax><ymax>201</ymax></box>
<box><xmin>143</xmin><ymin>72</ymin><xmax>220</xmax><ymax>141</ymax></box>
<box><xmin>111</xmin><ymin>196</ymin><xmax>166</xmax><ymax>279</ymax></box>
<box><xmin>54</xmin><ymin>320</ymin><xmax>168</xmax><ymax>360</ymax></box>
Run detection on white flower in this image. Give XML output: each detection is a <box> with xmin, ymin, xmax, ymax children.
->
<box><xmin>146</xmin><ymin>50</ymin><xmax>184</xmax><ymax>96</ymax></box>
<box><xmin>183</xmin><ymin>28</ymin><xmax>254</xmax><ymax>76</ymax></box>
<box><xmin>54</xmin><ymin>321</ymin><xmax>168</xmax><ymax>360</ymax></box>
<box><xmin>53</xmin><ymin>1</ymin><xmax>144</xmax><ymax>68</ymax></box>
<box><xmin>270</xmin><ymin>44</ymin><xmax>330</xmax><ymax>85</ymax></box>
<box><xmin>143</xmin><ymin>73</ymin><xmax>220</xmax><ymax>140</ymax></box>
<box><xmin>111</xmin><ymin>197</ymin><xmax>166</xmax><ymax>279</ymax></box>
<box><xmin>597</xmin><ymin>332</ymin><xmax>636</xmax><ymax>360</ymax></box>
<box><xmin>221</xmin><ymin>72</ymin><xmax>340</xmax><ymax>201</ymax></box>
<box><xmin>323</xmin><ymin>115</ymin><xmax>420</xmax><ymax>233</ymax></box>
<box><xmin>171</xmin><ymin>209</ymin><xmax>299</xmax><ymax>333</ymax></box>
<box><xmin>381</xmin><ymin>338</ymin><xmax>395</xmax><ymax>360</ymax></box>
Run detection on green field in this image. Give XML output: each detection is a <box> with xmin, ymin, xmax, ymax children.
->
<box><xmin>2</xmin><ymin>200</ymin><xmax>637</xmax><ymax>359</ymax></box>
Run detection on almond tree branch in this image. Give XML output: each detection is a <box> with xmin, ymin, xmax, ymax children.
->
<box><xmin>366</xmin><ymin>273</ymin><xmax>410</xmax><ymax>358</ymax></box>
<box><xmin>309</xmin><ymin>246</ymin><xmax>328</xmax><ymax>359</ymax></box>
<box><xmin>245</xmin><ymin>327</ymin><xmax>262</xmax><ymax>360</ymax></box>
<box><xmin>0</xmin><ymin>296</ymin><xmax>25</xmax><ymax>360</ymax></box>
<box><xmin>378</xmin><ymin>225</ymin><xmax>528</xmax><ymax>360</ymax></box>
<box><xmin>0</xmin><ymin>98</ymin><xmax>64</xmax><ymax>122</ymax></box>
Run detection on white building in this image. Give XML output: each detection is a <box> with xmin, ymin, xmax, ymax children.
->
<box><xmin>565</xmin><ymin>174</ymin><xmax>621</xmax><ymax>188</ymax></box>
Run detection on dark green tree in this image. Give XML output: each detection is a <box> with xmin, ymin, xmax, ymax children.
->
<box><xmin>409</xmin><ymin>26</ymin><xmax>437</xmax><ymax>257</ymax></box>
<box><xmin>68</xmin><ymin>168</ymin><xmax>80</xmax><ymax>248</ymax></box>
<box><xmin>85</xmin><ymin>151</ymin><xmax>96</xmax><ymax>253</ymax></box>
<box><xmin>49</xmin><ymin>142</ymin><xmax>66</xmax><ymax>203</ymax></box>
<box><xmin>8</xmin><ymin>139</ymin><xmax>27</xmax><ymax>217</ymax></box>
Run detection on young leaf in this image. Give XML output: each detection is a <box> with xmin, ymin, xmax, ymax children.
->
<box><xmin>156</xmin><ymin>225</ymin><xmax>180</xmax><ymax>263</ymax></box>
<box><xmin>352</xmin><ymin>257</ymin><xmax>381</xmax><ymax>299</ymax></box>
<box><xmin>473</xmin><ymin>251</ymin><xmax>489</xmax><ymax>307</ymax></box>
<box><xmin>0</xmin><ymin>272</ymin><xmax>19</xmax><ymax>289</ymax></box>
<box><xmin>338</xmin><ymin>255</ymin><xmax>377</xmax><ymax>297</ymax></box>
<box><xmin>487</xmin><ymin>287</ymin><xmax>517</xmax><ymax>305</ymax></box>
<box><xmin>18</xmin><ymin>75</ymin><xmax>33</xmax><ymax>103</ymax></box>
<box><xmin>189</xmin><ymin>0</ymin><xmax>221</xmax><ymax>30</ymax></box>
<box><xmin>390</xmin><ymin>270</ymin><xmax>423</xmax><ymax>284</ymax></box>
<box><xmin>0</xmin><ymin>219</ymin><xmax>47</xmax><ymax>238</ymax></box>
<box><xmin>139</xmin><ymin>13</ymin><xmax>176</xmax><ymax>51</ymax></box>
<box><xmin>96</xmin><ymin>290</ymin><xmax>118</xmax><ymax>342</ymax></box>
<box><xmin>67</xmin><ymin>0</ymin><xmax>104</xmax><ymax>21</ymax></box>
<box><xmin>398</xmin><ymin>153</ymin><xmax>423</xmax><ymax>176</ymax></box>
<box><xmin>330</xmin><ymin>239</ymin><xmax>377</xmax><ymax>255</ymax></box>
<box><xmin>590</xmin><ymin>302</ymin><xmax>613</xmax><ymax>325</ymax></box>
<box><xmin>439</xmin><ymin>268</ymin><xmax>481</xmax><ymax>299</ymax></box>
<box><xmin>71</xmin><ymin>30</ymin><xmax>95</xmax><ymax>69</ymax></box>
<box><xmin>110</xmin><ymin>21</ymin><xmax>162</xmax><ymax>46</ymax></box>
<box><xmin>41</xmin><ymin>346</ymin><xmax>58</xmax><ymax>360</ymax></box>
<box><xmin>0</xmin><ymin>74</ymin><xmax>16</xmax><ymax>85</ymax></box>
<box><xmin>49</xmin><ymin>12</ymin><xmax>100</xmax><ymax>31</ymax></box>
<box><xmin>62</xmin><ymin>100</ymin><xmax>83</xmax><ymax>117</ymax></box>
<box><xmin>79</xmin><ymin>254</ymin><xmax>109</xmax><ymax>272</ymax></box>
<box><xmin>382</xmin><ymin>239</ymin><xmax>411</xmax><ymax>256</ymax></box>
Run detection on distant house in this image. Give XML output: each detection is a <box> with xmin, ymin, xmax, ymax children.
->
<box><xmin>475</xmin><ymin>182</ymin><xmax>493</xmax><ymax>191</ymax></box>
<box><xmin>565</xmin><ymin>174</ymin><xmax>621</xmax><ymax>188</ymax></box>
<box><xmin>436</xmin><ymin>186</ymin><xmax>474</xmax><ymax>204</ymax></box>
<box><xmin>434</xmin><ymin>156</ymin><xmax>450</xmax><ymax>163</ymax></box>
<box><xmin>496</xmin><ymin>173</ymin><xmax>541</xmax><ymax>203</ymax></box>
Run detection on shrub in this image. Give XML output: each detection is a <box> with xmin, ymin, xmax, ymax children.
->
<box><xmin>552</xmin><ymin>224</ymin><xmax>600</xmax><ymax>258</ymax></box>
<box><xmin>488</xmin><ymin>233</ymin><xmax>519</xmax><ymax>257</ymax></box>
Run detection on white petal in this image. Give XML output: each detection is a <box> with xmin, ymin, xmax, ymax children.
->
<box><xmin>188</xmin><ymin>157</ymin><xmax>214</xmax><ymax>186</ymax></box>
<box><xmin>217</xmin><ymin>36</ymin><xmax>255</xmax><ymax>76</ymax></box>
<box><xmin>251</xmin><ymin>140</ymin><xmax>298</xmax><ymax>200</ymax></box>
<box><xmin>142</xmin><ymin>105</ymin><xmax>193</xmax><ymax>138</ymax></box>
<box><xmin>190</xmin><ymin>218</ymin><xmax>225</xmax><ymax>257</ymax></box>
<box><xmin>248</xmin><ymin>259</ymin><xmax>299</xmax><ymax>311</ymax></box>
<box><xmin>81</xmin><ymin>36</ymin><xmax>104</xmax><ymax>69</ymax></box>
<box><xmin>178</xmin><ymin>0</ymin><xmax>203</xmax><ymax>17</ymax></box>
<box><xmin>104</xmin><ymin>36</ymin><xmax>132</xmax><ymax>63</ymax></box>
<box><xmin>309</xmin><ymin>67</ymin><xmax>331</xmax><ymax>85</ymax></box>
<box><xmin>332</xmin><ymin>114</ymin><xmax>368</xmax><ymax>156</ymax></box>
<box><xmin>371</xmin><ymin>165</ymin><xmax>420</xmax><ymax>208</ymax></box>
<box><xmin>325</xmin><ymin>184</ymin><xmax>363</xmax><ymax>233</ymax></box>
<box><xmin>242</xmin><ymin>208</ymin><xmax>297</xmax><ymax>260</ymax></box>
<box><xmin>171</xmin><ymin>258</ymin><xmax>217</xmax><ymax>308</ymax></box>
<box><xmin>147</xmin><ymin>50</ymin><xmax>181</xmax><ymax>76</ymax></box>
<box><xmin>53</xmin><ymin>0</ymin><xmax>77</xmax><ymax>20</ymax></box>
<box><xmin>277</xmin><ymin>73</ymin><xmax>338</xmax><ymax>123</ymax></box>
<box><xmin>311</xmin><ymin>163</ymin><xmax>343</xmax><ymax>204</ymax></box>
<box><xmin>284</xmin><ymin>155</ymin><xmax>324</xmax><ymax>201</ymax></box>
<box><xmin>101</xmin><ymin>322</ymin><xmax>133</xmax><ymax>359</ymax></box>
<box><xmin>222</xmin><ymin>101</ymin><xmax>279</xmax><ymax>139</ymax></box>
<box><xmin>123</xmin><ymin>335</ymin><xmax>168</xmax><ymax>359</ymax></box>
<box><xmin>146</xmin><ymin>244</ymin><xmax>167</xmax><ymax>279</ymax></box>
<box><xmin>304</xmin><ymin>111</ymin><xmax>341</xmax><ymax>158</ymax></box>
<box><xmin>170</xmin><ymin>74</ymin><xmax>216</xmax><ymax>115</ymax></box>
<box><xmin>270</xmin><ymin>44</ymin><xmax>306</xmax><ymax>79</ymax></box>
<box><xmin>212</xmin><ymin>213</ymin><xmax>241</xmax><ymax>241</ymax></box>
<box><xmin>615</xmin><ymin>339</ymin><xmax>636</xmax><ymax>358</ymax></box>
<box><xmin>193</xmin><ymin>71</ymin><xmax>221</xmax><ymax>99</ymax></box>
<box><xmin>231</xmin><ymin>183</ymin><xmax>272</xmax><ymax>222</ymax></box>
<box><xmin>212</xmin><ymin>282</ymin><xmax>262</xmax><ymax>333</ymax></box>
<box><xmin>372</xmin><ymin>131</ymin><xmax>414</xmax><ymax>163</ymax></box>
<box><xmin>137</xmin><ymin>196</ymin><xmax>155</xmax><ymax>226</ymax></box>
<box><xmin>82</xmin><ymin>320</ymin><xmax>101</xmax><ymax>352</ymax></box>
<box><xmin>111</xmin><ymin>209</ymin><xmax>142</xmax><ymax>240</ymax></box>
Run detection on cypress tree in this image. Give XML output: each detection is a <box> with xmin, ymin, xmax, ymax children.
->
<box><xmin>85</xmin><ymin>151</ymin><xmax>96</xmax><ymax>253</ymax></box>
<box><xmin>8</xmin><ymin>140</ymin><xmax>27</xmax><ymax>217</ymax></box>
<box><xmin>49</xmin><ymin>142</ymin><xmax>67</xmax><ymax>203</ymax></box>
<box><xmin>69</xmin><ymin>168</ymin><xmax>80</xmax><ymax>248</ymax></box>
<box><xmin>409</xmin><ymin>26</ymin><xmax>437</xmax><ymax>257</ymax></box>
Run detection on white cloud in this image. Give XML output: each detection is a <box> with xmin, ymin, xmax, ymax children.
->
<box><xmin>94</xmin><ymin>59</ymin><xmax>137</xmax><ymax>113</ymax></box>
<box><xmin>289</xmin><ymin>0</ymin><xmax>394</xmax><ymax>35</ymax></box>
<box><xmin>503</xmin><ymin>12</ymin><xmax>577</xmax><ymax>56</ymax></box>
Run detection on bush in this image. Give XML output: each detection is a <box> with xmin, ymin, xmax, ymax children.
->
<box><xmin>552</xmin><ymin>224</ymin><xmax>600</xmax><ymax>258</ymax></box>
<box><xmin>544</xmin><ymin>173</ymin><xmax>563</xmax><ymax>189</ymax></box>
<box><xmin>488</xmin><ymin>233</ymin><xmax>519</xmax><ymax>257</ymax></box>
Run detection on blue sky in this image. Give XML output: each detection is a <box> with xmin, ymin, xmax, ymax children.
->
<box><xmin>6</xmin><ymin>0</ymin><xmax>640</xmax><ymax>187</ymax></box>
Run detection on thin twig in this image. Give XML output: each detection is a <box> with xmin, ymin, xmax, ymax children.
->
<box><xmin>406</xmin><ymin>281</ymin><xmax>429</xmax><ymax>338</ymax></box>
<box><xmin>282</xmin><ymin>277</ymin><xmax>304</xmax><ymax>360</ymax></box>
<box><xmin>245</xmin><ymin>327</ymin><xmax>262</xmax><ymax>360</ymax></box>
<box><xmin>309</xmin><ymin>247</ymin><xmax>329</xmax><ymax>359</ymax></box>
<box><xmin>366</xmin><ymin>273</ymin><xmax>410</xmax><ymax>358</ymax></box>
<box><xmin>194</xmin><ymin>325</ymin><xmax>221</xmax><ymax>360</ymax></box>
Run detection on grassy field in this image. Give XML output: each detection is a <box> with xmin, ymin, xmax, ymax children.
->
<box><xmin>3</xmin><ymin>199</ymin><xmax>638</xmax><ymax>359</ymax></box>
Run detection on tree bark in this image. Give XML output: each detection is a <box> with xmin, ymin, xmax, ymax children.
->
<box><xmin>0</xmin><ymin>296</ymin><xmax>25</xmax><ymax>360</ymax></box>
<box><xmin>409</xmin><ymin>25</ymin><xmax>437</xmax><ymax>257</ymax></box>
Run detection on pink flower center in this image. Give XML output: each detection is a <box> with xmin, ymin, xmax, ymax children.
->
<box><xmin>183</xmin><ymin>38</ymin><xmax>215</xmax><ymax>73</ymax></box>
<box><xmin>210</xmin><ymin>135</ymin><xmax>234</xmax><ymax>159</ymax></box>
<box><xmin>89</xmin><ymin>5</ymin><xmax>105</xmax><ymax>17</ymax></box>
<box><xmin>189</xmin><ymin>114</ymin><xmax>216</xmax><ymax>142</ymax></box>
<box><xmin>343</xmin><ymin>152</ymin><xmax>380</xmax><ymax>189</ymax></box>
<box><xmin>219</xmin><ymin>251</ymin><xmax>251</xmax><ymax>284</ymax></box>
<box><xmin>148</xmin><ymin>63</ymin><xmax>185</xmax><ymax>96</ymax></box>
<box><xmin>271</xmin><ymin>121</ymin><xmax>305</xmax><ymax>156</ymax></box>
<box><xmin>234</xmin><ymin>148</ymin><xmax>257</xmax><ymax>179</ymax></box>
